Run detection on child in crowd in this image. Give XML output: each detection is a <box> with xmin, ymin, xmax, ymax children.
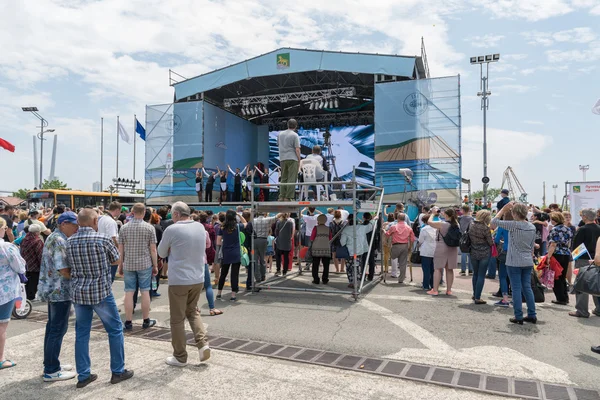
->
<box><xmin>266</xmin><ymin>231</ymin><xmax>275</xmax><ymax>273</ymax></box>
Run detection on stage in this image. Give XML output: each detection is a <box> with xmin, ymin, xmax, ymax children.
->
<box><xmin>145</xmin><ymin>46</ymin><xmax>462</xmax><ymax>208</ymax></box>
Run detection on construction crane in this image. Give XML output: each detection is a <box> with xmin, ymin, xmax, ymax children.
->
<box><xmin>501</xmin><ymin>167</ymin><xmax>528</xmax><ymax>203</ymax></box>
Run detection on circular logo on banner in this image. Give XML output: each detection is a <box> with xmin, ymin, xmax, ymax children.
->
<box><xmin>403</xmin><ymin>92</ymin><xmax>428</xmax><ymax>116</ymax></box>
<box><xmin>173</xmin><ymin>114</ymin><xmax>182</xmax><ymax>133</ymax></box>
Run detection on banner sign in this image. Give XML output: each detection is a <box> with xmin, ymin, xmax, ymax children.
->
<box><xmin>569</xmin><ymin>182</ymin><xmax>600</xmax><ymax>226</ymax></box>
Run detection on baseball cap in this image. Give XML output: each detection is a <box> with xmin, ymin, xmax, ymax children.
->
<box><xmin>28</xmin><ymin>223</ymin><xmax>43</xmax><ymax>233</ymax></box>
<box><xmin>501</xmin><ymin>189</ymin><xmax>509</xmax><ymax>195</ymax></box>
<box><xmin>121</xmin><ymin>206</ymin><xmax>129</xmax><ymax>212</ymax></box>
<box><xmin>28</xmin><ymin>209</ymin><xmax>39</xmax><ymax>216</ymax></box>
<box><xmin>58</xmin><ymin>211</ymin><xmax>78</xmax><ymax>224</ymax></box>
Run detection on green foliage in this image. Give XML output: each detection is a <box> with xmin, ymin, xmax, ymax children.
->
<box><xmin>40</xmin><ymin>179</ymin><xmax>69</xmax><ymax>190</ymax></box>
<box><xmin>12</xmin><ymin>189</ymin><xmax>29</xmax><ymax>199</ymax></box>
<box><xmin>470</xmin><ymin>187</ymin><xmax>502</xmax><ymax>201</ymax></box>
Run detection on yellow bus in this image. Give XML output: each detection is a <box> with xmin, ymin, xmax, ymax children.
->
<box><xmin>26</xmin><ymin>189</ymin><xmax>145</xmax><ymax>210</ymax></box>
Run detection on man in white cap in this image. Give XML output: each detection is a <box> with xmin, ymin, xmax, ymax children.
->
<box><xmin>38</xmin><ymin>211</ymin><xmax>79</xmax><ymax>382</ymax></box>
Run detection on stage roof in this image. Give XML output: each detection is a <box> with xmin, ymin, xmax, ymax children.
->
<box><xmin>173</xmin><ymin>48</ymin><xmax>426</xmax><ymax>101</ymax></box>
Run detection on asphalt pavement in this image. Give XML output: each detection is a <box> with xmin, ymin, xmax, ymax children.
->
<box><xmin>5</xmin><ymin>263</ymin><xmax>600</xmax><ymax>398</ymax></box>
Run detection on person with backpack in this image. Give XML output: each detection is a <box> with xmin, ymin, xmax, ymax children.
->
<box><xmin>458</xmin><ymin>205</ymin><xmax>474</xmax><ymax>276</ymax></box>
<box><xmin>385</xmin><ymin>213</ymin><xmax>415</xmax><ymax>284</ymax></box>
<box><xmin>426</xmin><ymin>208</ymin><xmax>461</xmax><ymax>296</ymax></box>
<box><xmin>468</xmin><ymin>210</ymin><xmax>494</xmax><ymax>304</ymax></box>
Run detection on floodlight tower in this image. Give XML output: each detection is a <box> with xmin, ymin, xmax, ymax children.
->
<box><xmin>579</xmin><ymin>165</ymin><xmax>589</xmax><ymax>182</ymax></box>
<box><xmin>470</xmin><ymin>53</ymin><xmax>500</xmax><ymax>205</ymax></box>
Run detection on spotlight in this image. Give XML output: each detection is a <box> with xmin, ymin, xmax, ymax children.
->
<box><xmin>241</xmin><ymin>107</ymin><xmax>247</xmax><ymax>115</ymax></box>
<box><xmin>329</xmin><ymin>99</ymin><xmax>334</xmax><ymax>108</ymax></box>
<box><xmin>309</xmin><ymin>101</ymin><xmax>315</xmax><ymax>110</ymax></box>
<box><xmin>319</xmin><ymin>100</ymin><xmax>325</xmax><ymax>109</ymax></box>
<box><xmin>334</xmin><ymin>98</ymin><xmax>339</xmax><ymax>108</ymax></box>
<box><xmin>261</xmin><ymin>105</ymin><xmax>267</xmax><ymax>114</ymax></box>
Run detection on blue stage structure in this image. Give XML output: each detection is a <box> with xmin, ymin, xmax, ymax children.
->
<box><xmin>145</xmin><ymin>47</ymin><xmax>461</xmax><ymax>207</ymax></box>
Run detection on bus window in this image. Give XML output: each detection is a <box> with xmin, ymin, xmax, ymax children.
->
<box><xmin>56</xmin><ymin>194</ymin><xmax>72</xmax><ymax>209</ymax></box>
<box><xmin>27</xmin><ymin>191</ymin><xmax>54</xmax><ymax>209</ymax></box>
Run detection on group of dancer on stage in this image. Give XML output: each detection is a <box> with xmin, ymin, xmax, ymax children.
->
<box><xmin>195</xmin><ymin>162</ymin><xmax>280</xmax><ymax>204</ymax></box>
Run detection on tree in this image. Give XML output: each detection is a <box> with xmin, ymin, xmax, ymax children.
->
<box><xmin>12</xmin><ymin>189</ymin><xmax>29</xmax><ymax>199</ymax></box>
<box><xmin>40</xmin><ymin>179</ymin><xmax>69</xmax><ymax>190</ymax></box>
<box><xmin>470</xmin><ymin>187</ymin><xmax>502</xmax><ymax>202</ymax></box>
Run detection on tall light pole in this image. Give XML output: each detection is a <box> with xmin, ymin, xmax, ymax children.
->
<box><xmin>552</xmin><ymin>184</ymin><xmax>558</xmax><ymax>204</ymax></box>
<box><xmin>470</xmin><ymin>53</ymin><xmax>500</xmax><ymax>205</ymax></box>
<box><xmin>579</xmin><ymin>165</ymin><xmax>590</xmax><ymax>182</ymax></box>
<box><xmin>22</xmin><ymin>107</ymin><xmax>55</xmax><ymax>188</ymax></box>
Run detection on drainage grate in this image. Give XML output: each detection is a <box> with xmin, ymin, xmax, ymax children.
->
<box><xmin>24</xmin><ymin>310</ymin><xmax>600</xmax><ymax>400</ymax></box>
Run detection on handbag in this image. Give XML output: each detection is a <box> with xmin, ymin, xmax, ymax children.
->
<box><xmin>459</xmin><ymin>224</ymin><xmax>472</xmax><ymax>253</ymax></box>
<box><xmin>410</xmin><ymin>249</ymin><xmax>422</xmax><ymax>264</ymax></box>
<box><xmin>491</xmin><ymin>244</ymin><xmax>499</xmax><ymax>258</ymax></box>
<box><xmin>539</xmin><ymin>267</ymin><xmax>555</xmax><ymax>289</ymax></box>
<box><xmin>237</xmin><ymin>225</ymin><xmax>250</xmax><ymax>267</ymax></box>
<box><xmin>573</xmin><ymin>264</ymin><xmax>600</xmax><ymax>296</ymax></box>
<box><xmin>336</xmin><ymin>245</ymin><xmax>350</xmax><ymax>259</ymax></box>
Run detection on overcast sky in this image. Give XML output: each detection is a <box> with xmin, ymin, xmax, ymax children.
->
<box><xmin>1</xmin><ymin>0</ymin><xmax>599</xmax><ymax>204</ymax></box>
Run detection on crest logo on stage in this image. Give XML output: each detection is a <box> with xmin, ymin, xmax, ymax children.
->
<box><xmin>215</xmin><ymin>141</ymin><xmax>228</xmax><ymax>150</ymax></box>
<box><xmin>172</xmin><ymin>114</ymin><xmax>182</xmax><ymax>133</ymax></box>
<box><xmin>573</xmin><ymin>186</ymin><xmax>581</xmax><ymax>193</ymax></box>
<box><xmin>277</xmin><ymin>53</ymin><xmax>290</xmax><ymax>69</ymax></box>
<box><xmin>403</xmin><ymin>92</ymin><xmax>428</xmax><ymax>116</ymax></box>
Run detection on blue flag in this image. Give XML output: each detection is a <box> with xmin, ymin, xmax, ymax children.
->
<box><xmin>135</xmin><ymin>118</ymin><xmax>146</xmax><ymax>141</ymax></box>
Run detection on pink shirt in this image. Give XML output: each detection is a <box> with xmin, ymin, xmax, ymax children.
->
<box><xmin>385</xmin><ymin>222</ymin><xmax>415</xmax><ymax>244</ymax></box>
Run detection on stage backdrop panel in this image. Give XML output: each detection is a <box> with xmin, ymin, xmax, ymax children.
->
<box><xmin>145</xmin><ymin>101</ymin><xmax>268</xmax><ymax>203</ymax></box>
<box><xmin>569</xmin><ymin>182</ymin><xmax>600</xmax><ymax>226</ymax></box>
<box><xmin>269</xmin><ymin>125</ymin><xmax>375</xmax><ymax>185</ymax></box>
<box><xmin>203</xmin><ymin>101</ymin><xmax>268</xmax><ymax>191</ymax></box>
<box><xmin>375</xmin><ymin>76</ymin><xmax>461</xmax><ymax>206</ymax></box>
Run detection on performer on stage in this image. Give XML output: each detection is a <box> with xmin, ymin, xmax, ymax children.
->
<box><xmin>255</xmin><ymin>165</ymin><xmax>280</xmax><ymax>202</ymax></box>
<box><xmin>195</xmin><ymin>167</ymin><xmax>204</xmax><ymax>202</ymax></box>
<box><xmin>205</xmin><ymin>168</ymin><xmax>217</xmax><ymax>203</ymax></box>
<box><xmin>216</xmin><ymin>167</ymin><xmax>228</xmax><ymax>205</ymax></box>
<box><xmin>228</xmin><ymin>164</ymin><xmax>248</xmax><ymax>202</ymax></box>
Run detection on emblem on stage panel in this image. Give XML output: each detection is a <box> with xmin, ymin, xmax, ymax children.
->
<box><xmin>403</xmin><ymin>92</ymin><xmax>428</xmax><ymax>116</ymax></box>
<box><xmin>173</xmin><ymin>114</ymin><xmax>182</xmax><ymax>133</ymax></box>
<box><xmin>277</xmin><ymin>53</ymin><xmax>290</xmax><ymax>69</ymax></box>
<box><xmin>573</xmin><ymin>186</ymin><xmax>581</xmax><ymax>193</ymax></box>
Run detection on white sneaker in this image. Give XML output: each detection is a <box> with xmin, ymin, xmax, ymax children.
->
<box><xmin>199</xmin><ymin>346</ymin><xmax>211</xmax><ymax>362</ymax></box>
<box><xmin>165</xmin><ymin>356</ymin><xmax>187</xmax><ymax>367</ymax></box>
<box><xmin>43</xmin><ymin>370</ymin><xmax>76</xmax><ymax>382</ymax></box>
<box><xmin>61</xmin><ymin>364</ymin><xmax>73</xmax><ymax>371</ymax></box>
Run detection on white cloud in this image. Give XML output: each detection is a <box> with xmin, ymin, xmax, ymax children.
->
<box><xmin>578</xmin><ymin>65</ymin><xmax>598</xmax><ymax>73</ymax></box>
<box><xmin>503</xmin><ymin>54</ymin><xmax>528</xmax><ymax>61</ymax></box>
<box><xmin>522</xmin><ymin>27</ymin><xmax>597</xmax><ymax>46</ymax></box>
<box><xmin>465</xmin><ymin>34</ymin><xmax>505</xmax><ymax>48</ymax></box>
<box><xmin>478</xmin><ymin>0</ymin><xmax>574</xmax><ymax>21</ymax></box>
<box><xmin>546</xmin><ymin>42</ymin><xmax>600</xmax><ymax>63</ymax></box>
<box><xmin>524</xmin><ymin>120</ymin><xmax>544</xmax><ymax>125</ymax></box>
<box><xmin>461</xmin><ymin>125</ymin><xmax>553</xmax><ymax>193</ymax></box>
<box><xmin>495</xmin><ymin>84</ymin><xmax>536</xmax><ymax>94</ymax></box>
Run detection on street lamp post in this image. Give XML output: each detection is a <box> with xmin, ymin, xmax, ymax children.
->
<box><xmin>470</xmin><ymin>54</ymin><xmax>500</xmax><ymax>205</ymax></box>
<box><xmin>579</xmin><ymin>165</ymin><xmax>590</xmax><ymax>182</ymax></box>
<box><xmin>22</xmin><ymin>107</ymin><xmax>55</xmax><ymax>188</ymax></box>
<box><xmin>552</xmin><ymin>184</ymin><xmax>558</xmax><ymax>204</ymax></box>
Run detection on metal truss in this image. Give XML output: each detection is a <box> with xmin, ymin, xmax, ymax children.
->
<box><xmin>224</xmin><ymin>87</ymin><xmax>356</xmax><ymax>107</ymax></box>
<box><xmin>261</xmin><ymin>110</ymin><xmax>373</xmax><ymax>130</ymax></box>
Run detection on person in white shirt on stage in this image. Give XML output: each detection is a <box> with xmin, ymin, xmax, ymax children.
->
<box><xmin>228</xmin><ymin>164</ymin><xmax>248</xmax><ymax>202</ymax></box>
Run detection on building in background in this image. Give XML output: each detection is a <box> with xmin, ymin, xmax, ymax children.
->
<box><xmin>92</xmin><ymin>181</ymin><xmax>102</xmax><ymax>192</ymax></box>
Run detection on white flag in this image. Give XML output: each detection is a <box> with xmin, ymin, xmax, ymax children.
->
<box><xmin>117</xmin><ymin>120</ymin><xmax>131</xmax><ymax>144</ymax></box>
<box><xmin>593</xmin><ymin>99</ymin><xmax>600</xmax><ymax>115</ymax></box>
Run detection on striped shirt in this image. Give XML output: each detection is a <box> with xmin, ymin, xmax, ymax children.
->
<box><xmin>491</xmin><ymin>219</ymin><xmax>535</xmax><ymax>267</ymax></box>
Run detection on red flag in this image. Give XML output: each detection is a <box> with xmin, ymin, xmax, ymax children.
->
<box><xmin>0</xmin><ymin>138</ymin><xmax>15</xmax><ymax>153</ymax></box>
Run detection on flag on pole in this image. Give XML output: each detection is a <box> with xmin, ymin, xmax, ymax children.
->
<box><xmin>0</xmin><ymin>138</ymin><xmax>15</xmax><ymax>152</ymax></box>
<box><xmin>572</xmin><ymin>243</ymin><xmax>589</xmax><ymax>261</ymax></box>
<box><xmin>593</xmin><ymin>99</ymin><xmax>600</xmax><ymax>115</ymax></box>
<box><xmin>135</xmin><ymin>118</ymin><xmax>146</xmax><ymax>141</ymax></box>
<box><xmin>117</xmin><ymin>120</ymin><xmax>131</xmax><ymax>144</ymax></box>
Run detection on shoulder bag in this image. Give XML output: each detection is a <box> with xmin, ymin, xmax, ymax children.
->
<box><xmin>237</xmin><ymin>224</ymin><xmax>250</xmax><ymax>267</ymax></box>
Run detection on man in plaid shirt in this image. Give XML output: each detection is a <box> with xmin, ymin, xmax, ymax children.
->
<box><xmin>66</xmin><ymin>208</ymin><xmax>133</xmax><ymax>388</ymax></box>
<box><xmin>117</xmin><ymin>203</ymin><xmax>158</xmax><ymax>331</ymax></box>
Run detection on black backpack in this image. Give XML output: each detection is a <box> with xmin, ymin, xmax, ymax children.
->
<box><xmin>440</xmin><ymin>224</ymin><xmax>461</xmax><ymax>247</ymax></box>
<box><xmin>412</xmin><ymin>218</ymin><xmax>421</xmax><ymax>238</ymax></box>
<box><xmin>459</xmin><ymin>223</ymin><xmax>472</xmax><ymax>253</ymax></box>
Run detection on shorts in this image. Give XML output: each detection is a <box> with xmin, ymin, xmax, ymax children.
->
<box><xmin>124</xmin><ymin>267</ymin><xmax>153</xmax><ymax>292</ymax></box>
<box><xmin>266</xmin><ymin>246</ymin><xmax>274</xmax><ymax>256</ymax></box>
<box><xmin>0</xmin><ymin>299</ymin><xmax>16</xmax><ymax>323</ymax></box>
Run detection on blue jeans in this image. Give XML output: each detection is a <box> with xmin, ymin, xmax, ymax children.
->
<box><xmin>486</xmin><ymin>257</ymin><xmax>497</xmax><ymax>278</ymax></box>
<box><xmin>204</xmin><ymin>264</ymin><xmax>215</xmax><ymax>310</ymax></box>
<box><xmin>471</xmin><ymin>257</ymin><xmax>489</xmax><ymax>300</ymax></box>
<box><xmin>498</xmin><ymin>257</ymin><xmax>508</xmax><ymax>296</ymax></box>
<box><xmin>124</xmin><ymin>267</ymin><xmax>153</xmax><ymax>292</ymax></box>
<box><xmin>421</xmin><ymin>256</ymin><xmax>434</xmax><ymax>290</ymax></box>
<box><xmin>110</xmin><ymin>265</ymin><xmax>118</xmax><ymax>283</ymax></box>
<box><xmin>507</xmin><ymin>266</ymin><xmax>536</xmax><ymax>320</ymax></box>
<box><xmin>460</xmin><ymin>253</ymin><xmax>472</xmax><ymax>273</ymax></box>
<box><xmin>44</xmin><ymin>301</ymin><xmax>72</xmax><ymax>374</ymax></box>
<box><xmin>74</xmin><ymin>293</ymin><xmax>125</xmax><ymax>382</ymax></box>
